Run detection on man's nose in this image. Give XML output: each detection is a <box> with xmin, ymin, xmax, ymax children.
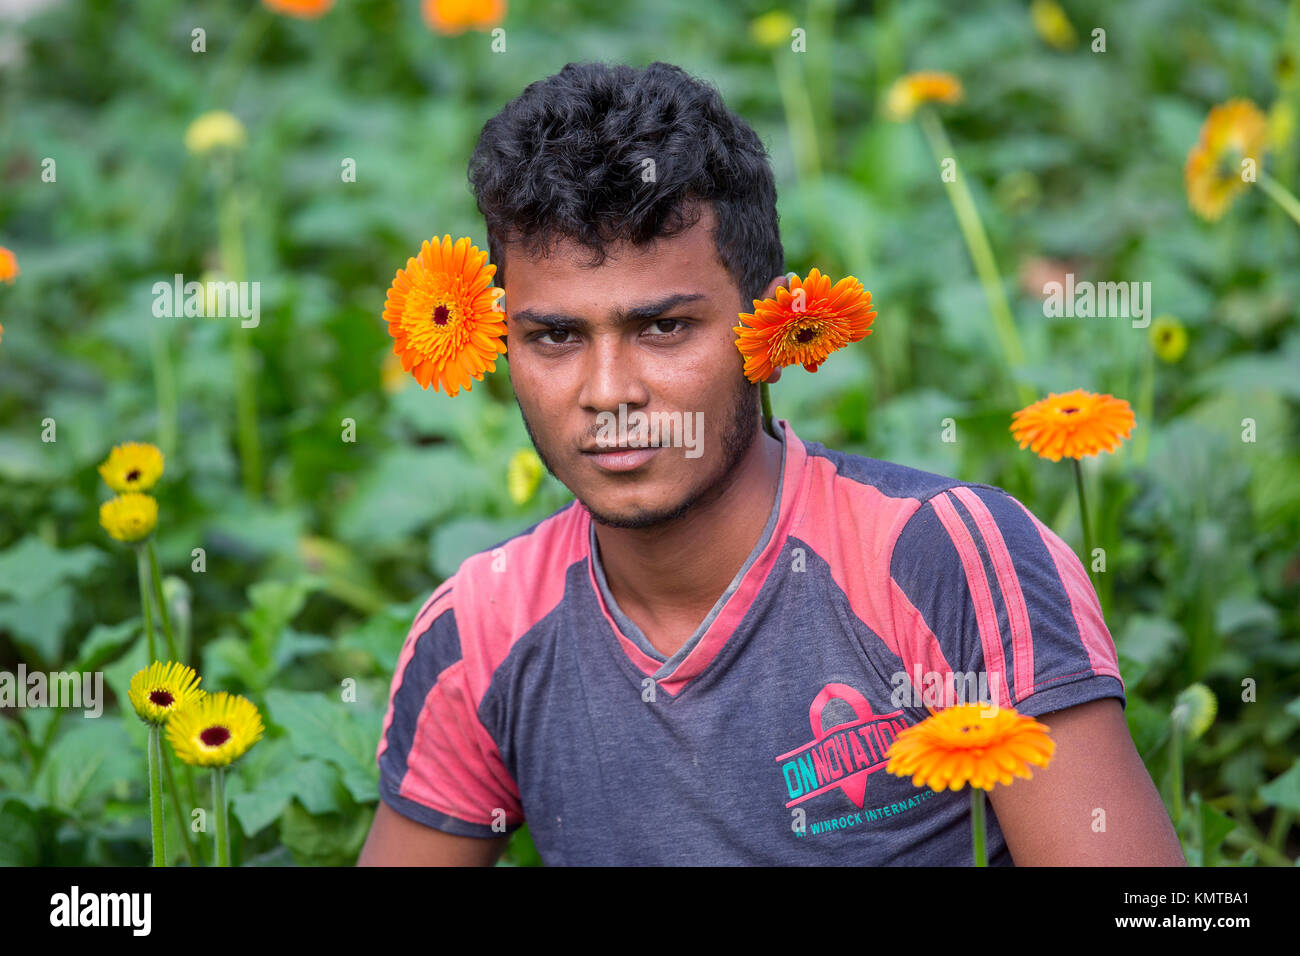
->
<box><xmin>577</xmin><ymin>334</ymin><xmax>650</xmax><ymax>414</ymax></box>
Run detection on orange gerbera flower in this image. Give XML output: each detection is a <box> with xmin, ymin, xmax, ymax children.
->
<box><xmin>262</xmin><ymin>0</ymin><xmax>333</xmax><ymax>17</ymax></box>
<box><xmin>0</xmin><ymin>246</ymin><xmax>17</xmax><ymax>284</ymax></box>
<box><xmin>883</xmin><ymin>71</ymin><xmax>963</xmax><ymax>121</ymax></box>
<box><xmin>1185</xmin><ymin>99</ymin><xmax>1269</xmax><ymax>220</ymax></box>
<box><xmin>1010</xmin><ymin>389</ymin><xmax>1135</xmax><ymax>462</ymax></box>
<box><xmin>422</xmin><ymin>0</ymin><xmax>506</xmax><ymax>35</ymax></box>
<box><xmin>383</xmin><ymin>235</ymin><xmax>506</xmax><ymax>395</ymax></box>
<box><xmin>885</xmin><ymin>703</ymin><xmax>1055</xmax><ymax>792</ymax></box>
<box><xmin>733</xmin><ymin>269</ymin><xmax>876</xmax><ymax>383</ymax></box>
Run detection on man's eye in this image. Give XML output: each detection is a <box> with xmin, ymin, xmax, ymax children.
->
<box><xmin>540</xmin><ymin>329</ymin><xmax>572</xmax><ymax>345</ymax></box>
<box><xmin>646</xmin><ymin>318</ymin><xmax>684</xmax><ymax>336</ymax></box>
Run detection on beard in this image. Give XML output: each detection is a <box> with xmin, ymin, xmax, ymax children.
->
<box><xmin>515</xmin><ymin>374</ymin><xmax>762</xmax><ymax>530</ymax></box>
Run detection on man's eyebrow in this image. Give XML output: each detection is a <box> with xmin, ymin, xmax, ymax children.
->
<box><xmin>510</xmin><ymin>292</ymin><xmax>708</xmax><ymax>330</ymax></box>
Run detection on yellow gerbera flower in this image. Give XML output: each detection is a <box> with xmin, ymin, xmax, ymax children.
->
<box><xmin>885</xmin><ymin>702</ymin><xmax>1055</xmax><ymax>791</ymax></box>
<box><xmin>1149</xmin><ymin>315</ymin><xmax>1188</xmax><ymax>363</ymax></box>
<box><xmin>507</xmin><ymin>448</ymin><xmax>545</xmax><ymax>505</ymax></box>
<box><xmin>99</xmin><ymin>493</ymin><xmax>159</xmax><ymax>543</ymax></box>
<box><xmin>184</xmin><ymin>110</ymin><xmax>248</xmax><ymax>156</ymax></box>
<box><xmin>98</xmin><ymin>441</ymin><xmax>165</xmax><ymax>493</ymax></box>
<box><xmin>166</xmin><ymin>692</ymin><xmax>265</xmax><ymax>768</ymax></box>
<box><xmin>1010</xmin><ymin>389</ymin><xmax>1135</xmax><ymax>462</ymax></box>
<box><xmin>1184</xmin><ymin>99</ymin><xmax>1268</xmax><ymax>221</ymax></box>
<box><xmin>128</xmin><ymin>661</ymin><xmax>203</xmax><ymax>726</ymax></box>
<box><xmin>883</xmin><ymin>71</ymin><xmax>963</xmax><ymax>122</ymax></box>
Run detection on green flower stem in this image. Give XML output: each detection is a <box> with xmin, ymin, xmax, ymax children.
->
<box><xmin>215</xmin><ymin>153</ymin><xmax>262</xmax><ymax>501</ymax></box>
<box><xmin>148</xmin><ymin>726</ymin><xmax>166</xmax><ymax>866</ymax></box>
<box><xmin>135</xmin><ymin>544</ymin><xmax>156</xmax><ymax>663</ymax></box>
<box><xmin>760</xmin><ymin>380</ymin><xmax>777</xmax><ymax>439</ymax></box>
<box><xmin>1134</xmin><ymin>340</ymin><xmax>1155</xmax><ymax>466</ymax></box>
<box><xmin>1267</xmin><ymin>809</ymin><xmax>1293</xmax><ymax>850</ymax></box>
<box><xmin>160</xmin><ymin>745</ymin><xmax>198</xmax><ymax>866</ymax></box>
<box><xmin>1072</xmin><ymin>458</ymin><xmax>1096</xmax><ymax>589</ymax></box>
<box><xmin>213</xmin><ymin>767</ymin><xmax>230</xmax><ymax>867</ymax></box>
<box><xmin>150</xmin><ymin>320</ymin><xmax>178</xmax><ymax>465</ymax></box>
<box><xmin>772</xmin><ymin>49</ymin><xmax>821</xmax><ymax>181</ymax></box>
<box><xmin>1258</xmin><ymin>171</ymin><xmax>1300</xmax><ymax>228</ymax></box>
<box><xmin>971</xmin><ymin>786</ymin><xmax>987</xmax><ymax>867</ymax></box>
<box><xmin>917</xmin><ymin>108</ymin><xmax>1033</xmax><ymax>407</ymax></box>
<box><xmin>1169</xmin><ymin>716</ymin><xmax>1184</xmax><ymax>827</ymax></box>
<box><xmin>146</xmin><ymin>540</ymin><xmax>179</xmax><ymax>663</ymax></box>
<box><xmin>211</xmin><ymin>7</ymin><xmax>270</xmax><ymax>106</ymax></box>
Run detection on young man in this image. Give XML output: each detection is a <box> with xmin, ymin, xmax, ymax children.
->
<box><xmin>359</xmin><ymin>62</ymin><xmax>1184</xmax><ymax>866</ymax></box>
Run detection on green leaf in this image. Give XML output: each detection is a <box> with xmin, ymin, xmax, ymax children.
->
<box><xmin>0</xmin><ymin>536</ymin><xmax>107</xmax><ymax>598</ymax></box>
<box><xmin>338</xmin><ymin>599</ymin><xmax>422</xmax><ymax>675</ymax></box>
<box><xmin>264</xmin><ymin>689</ymin><xmax>379</xmax><ymax>803</ymax></box>
<box><xmin>33</xmin><ymin>719</ymin><xmax>140</xmax><ymax>815</ymax></box>
<box><xmin>71</xmin><ymin>619</ymin><xmax>140</xmax><ymax>673</ymax></box>
<box><xmin>231</xmin><ymin>759</ymin><xmax>343</xmax><ymax>836</ymax></box>
<box><xmin>278</xmin><ymin>799</ymin><xmax>373</xmax><ymax>866</ymax></box>
<box><xmin>1258</xmin><ymin>760</ymin><xmax>1300</xmax><ymax>813</ymax></box>
<box><xmin>0</xmin><ymin>584</ymin><xmax>77</xmax><ymax>664</ymax></box>
<box><xmin>335</xmin><ymin>447</ymin><xmax>495</xmax><ymax>546</ymax></box>
<box><xmin>428</xmin><ymin>515</ymin><xmax>528</xmax><ymax>579</ymax></box>
<box><xmin>1116</xmin><ymin>615</ymin><xmax>1184</xmax><ymax>673</ymax></box>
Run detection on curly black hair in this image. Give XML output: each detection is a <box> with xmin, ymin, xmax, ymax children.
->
<box><xmin>468</xmin><ymin>61</ymin><xmax>784</xmax><ymax>309</ymax></box>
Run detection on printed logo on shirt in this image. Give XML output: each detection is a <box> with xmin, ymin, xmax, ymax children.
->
<box><xmin>774</xmin><ymin>682</ymin><xmax>918</xmax><ymax>811</ymax></box>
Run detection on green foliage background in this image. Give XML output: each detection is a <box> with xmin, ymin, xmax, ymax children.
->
<box><xmin>0</xmin><ymin>0</ymin><xmax>1298</xmax><ymax>866</ymax></box>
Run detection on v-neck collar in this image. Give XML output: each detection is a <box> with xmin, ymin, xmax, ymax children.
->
<box><xmin>583</xmin><ymin>419</ymin><xmax>809</xmax><ymax>696</ymax></box>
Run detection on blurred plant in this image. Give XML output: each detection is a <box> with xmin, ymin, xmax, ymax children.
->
<box><xmin>262</xmin><ymin>0</ymin><xmax>334</xmax><ymax>18</ymax></box>
<box><xmin>885</xmin><ymin>71</ymin><xmax>1030</xmax><ymax>405</ymax></box>
<box><xmin>1186</xmin><ymin>98</ymin><xmax>1300</xmax><ymax>227</ymax></box>
<box><xmin>183</xmin><ymin>111</ymin><xmax>247</xmax><ymax>156</ymax></box>
<box><xmin>507</xmin><ymin>448</ymin><xmax>545</xmax><ymax>506</ymax></box>
<box><xmin>886</xmin><ymin>702</ymin><xmax>1055</xmax><ymax>866</ymax></box>
<box><xmin>422</xmin><ymin>0</ymin><xmax>507</xmax><ymax>35</ymax></box>
<box><xmin>1030</xmin><ymin>0</ymin><xmax>1077</xmax><ymax>50</ymax></box>
<box><xmin>0</xmin><ymin>245</ymin><xmax>17</xmax><ymax>283</ymax></box>
<box><xmin>1149</xmin><ymin>315</ymin><xmax>1189</xmax><ymax>365</ymax></box>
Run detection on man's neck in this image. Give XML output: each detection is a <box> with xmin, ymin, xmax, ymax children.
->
<box><xmin>592</xmin><ymin>426</ymin><xmax>785</xmax><ymax>650</ymax></box>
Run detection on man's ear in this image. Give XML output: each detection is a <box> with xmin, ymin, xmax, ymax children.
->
<box><xmin>763</xmin><ymin>273</ymin><xmax>789</xmax><ymax>302</ymax></box>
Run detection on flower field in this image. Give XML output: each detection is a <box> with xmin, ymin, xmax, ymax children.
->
<box><xmin>1</xmin><ymin>0</ymin><xmax>1298</xmax><ymax>867</ymax></box>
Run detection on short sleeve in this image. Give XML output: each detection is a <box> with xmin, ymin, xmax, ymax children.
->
<box><xmin>376</xmin><ymin>589</ymin><xmax>525</xmax><ymax>837</ymax></box>
<box><xmin>888</xmin><ymin>484</ymin><xmax>1126</xmax><ymax>718</ymax></box>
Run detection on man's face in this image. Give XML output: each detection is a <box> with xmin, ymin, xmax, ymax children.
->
<box><xmin>503</xmin><ymin>204</ymin><xmax>767</xmax><ymax>529</ymax></box>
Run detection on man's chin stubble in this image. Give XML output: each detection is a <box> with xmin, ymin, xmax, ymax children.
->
<box><xmin>515</xmin><ymin>379</ymin><xmax>762</xmax><ymax>532</ymax></box>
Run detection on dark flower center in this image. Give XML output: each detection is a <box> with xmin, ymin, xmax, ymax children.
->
<box><xmin>432</xmin><ymin>304</ymin><xmax>450</xmax><ymax>326</ymax></box>
<box><xmin>1159</xmin><ymin>331</ymin><xmax>1172</xmax><ymax>343</ymax></box>
<box><xmin>796</xmin><ymin>327</ymin><xmax>816</xmax><ymax>344</ymax></box>
<box><xmin>149</xmin><ymin>689</ymin><xmax>174</xmax><ymax>707</ymax></box>
<box><xmin>201</xmin><ymin>725</ymin><xmax>231</xmax><ymax>747</ymax></box>
<box><xmin>1061</xmin><ymin>407</ymin><xmax>1079</xmax><ymax>415</ymax></box>
<box><xmin>127</xmin><ymin>469</ymin><xmax>141</xmax><ymax>482</ymax></box>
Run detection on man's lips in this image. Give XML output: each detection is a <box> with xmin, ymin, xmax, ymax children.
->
<box><xmin>579</xmin><ymin>444</ymin><xmax>662</xmax><ymax>472</ymax></box>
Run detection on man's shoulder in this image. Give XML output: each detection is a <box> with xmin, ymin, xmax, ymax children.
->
<box><xmin>447</xmin><ymin>497</ymin><xmax>587</xmax><ymax>586</ymax></box>
<box><xmin>415</xmin><ymin>498</ymin><xmax>588</xmax><ymax>658</ymax></box>
<box><xmin>801</xmin><ymin>438</ymin><xmax>1011</xmax><ymax>515</ymax></box>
